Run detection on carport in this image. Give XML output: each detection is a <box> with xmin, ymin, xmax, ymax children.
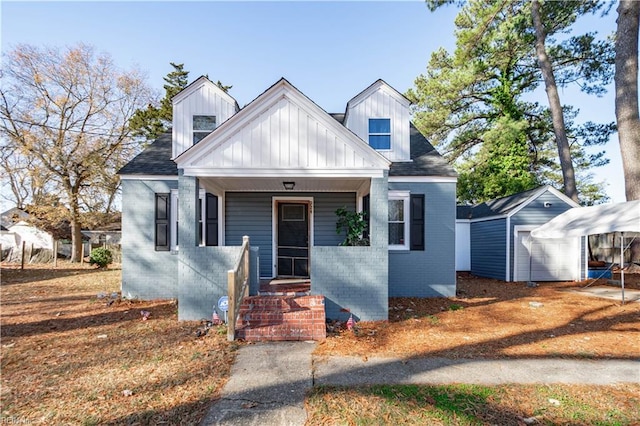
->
<box><xmin>531</xmin><ymin>200</ymin><xmax>640</xmax><ymax>303</ymax></box>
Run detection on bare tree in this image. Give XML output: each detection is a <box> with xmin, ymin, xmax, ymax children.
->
<box><xmin>0</xmin><ymin>44</ymin><xmax>152</xmax><ymax>261</ymax></box>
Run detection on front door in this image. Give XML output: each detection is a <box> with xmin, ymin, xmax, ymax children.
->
<box><xmin>277</xmin><ymin>202</ymin><xmax>309</xmax><ymax>277</ymax></box>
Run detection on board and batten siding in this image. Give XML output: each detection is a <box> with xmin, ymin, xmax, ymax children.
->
<box><xmin>172</xmin><ymin>81</ymin><xmax>238</xmax><ymax>158</ymax></box>
<box><xmin>344</xmin><ymin>87</ymin><xmax>411</xmax><ymax>162</ymax></box>
<box><xmin>388</xmin><ymin>182</ymin><xmax>457</xmax><ymax>297</ymax></box>
<box><xmin>121</xmin><ymin>179</ymin><xmax>179</xmax><ymax>299</ymax></box>
<box><xmin>192</xmin><ymin>97</ymin><xmax>378</xmax><ymax>170</ymax></box>
<box><xmin>225</xmin><ymin>192</ymin><xmax>357</xmax><ymax>278</ymax></box>
<box><xmin>470</xmin><ymin>219</ymin><xmax>507</xmax><ymax>280</ymax></box>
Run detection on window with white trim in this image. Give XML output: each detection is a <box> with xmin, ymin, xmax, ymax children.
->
<box><xmin>170</xmin><ymin>190</ymin><xmax>179</xmax><ymax>251</ymax></box>
<box><xmin>387</xmin><ymin>191</ymin><xmax>425</xmax><ymax>251</ymax></box>
<box><xmin>193</xmin><ymin>115</ymin><xmax>216</xmax><ymax>144</ymax></box>
<box><xmin>369</xmin><ymin>118</ymin><xmax>391</xmax><ymax>150</ymax></box>
<box><xmin>388</xmin><ymin>191</ymin><xmax>410</xmax><ymax>250</ymax></box>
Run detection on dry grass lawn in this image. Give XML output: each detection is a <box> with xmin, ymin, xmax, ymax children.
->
<box><xmin>2</xmin><ymin>263</ymin><xmax>639</xmax><ymax>425</ymax></box>
<box><xmin>310</xmin><ymin>272</ymin><xmax>640</xmax><ymax>425</ymax></box>
<box><xmin>1</xmin><ymin>262</ymin><xmax>236</xmax><ymax>425</ymax></box>
<box><xmin>316</xmin><ymin>272</ymin><xmax>640</xmax><ymax>359</ymax></box>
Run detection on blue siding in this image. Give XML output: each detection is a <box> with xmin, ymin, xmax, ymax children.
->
<box><xmin>225</xmin><ymin>192</ymin><xmax>357</xmax><ymax>278</ymax></box>
<box><xmin>470</xmin><ymin>219</ymin><xmax>507</xmax><ymax>280</ymax></box>
<box><xmin>121</xmin><ymin>179</ymin><xmax>179</xmax><ymax>299</ymax></box>
<box><xmin>225</xmin><ymin>193</ymin><xmax>273</xmax><ymax>277</ymax></box>
<box><xmin>314</xmin><ymin>193</ymin><xmax>356</xmax><ymax>246</ymax></box>
<box><xmin>388</xmin><ymin>182</ymin><xmax>457</xmax><ymax>297</ymax></box>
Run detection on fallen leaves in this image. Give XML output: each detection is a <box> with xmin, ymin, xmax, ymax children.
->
<box><xmin>1</xmin><ymin>262</ymin><xmax>236</xmax><ymax>425</ymax></box>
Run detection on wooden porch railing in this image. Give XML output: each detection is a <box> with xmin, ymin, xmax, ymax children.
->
<box><xmin>227</xmin><ymin>236</ymin><xmax>250</xmax><ymax>341</ymax></box>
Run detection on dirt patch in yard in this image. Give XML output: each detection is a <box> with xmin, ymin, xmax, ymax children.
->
<box><xmin>316</xmin><ymin>273</ymin><xmax>640</xmax><ymax>359</ymax></box>
<box><xmin>1</xmin><ymin>262</ymin><xmax>236</xmax><ymax>425</ymax></box>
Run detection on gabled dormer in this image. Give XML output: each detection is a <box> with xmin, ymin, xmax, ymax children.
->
<box><xmin>172</xmin><ymin>76</ymin><xmax>240</xmax><ymax>158</ymax></box>
<box><xmin>344</xmin><ymin>80</ymin><xmax>411</xmax><ymax>162</ymax></box>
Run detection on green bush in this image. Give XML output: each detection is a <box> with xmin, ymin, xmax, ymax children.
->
<box><xmin>89</xmin><ymin>247</ymin><xmax>113</xmax><ymax>268</ymax></box>
<box><xmin>335</xmin><ymin>207</ymin><xmax>370</xmax><ymax>246</ymax></box>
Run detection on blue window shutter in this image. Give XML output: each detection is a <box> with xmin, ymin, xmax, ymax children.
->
<box><xmin>205</xmin><ymin>193</ymin><xmax>218</xmax><ymax>246</ymax></box>
<box><xmin>410</xmin><ymin>194</ymin><xmax>424</xmax><ymax>251</ymax></box>
<box><xmin>362</xmin><ymin>194</ymin><xmax>370</xmax><ymax>241</ymax></box>
<box><xmin>155</xmin><ymin>194</ymin><xmax>170</xmax><ymax>251</ymax></box>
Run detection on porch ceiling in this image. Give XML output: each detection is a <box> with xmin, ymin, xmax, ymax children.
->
<box><xmin>199</xmin><ymin>177</ymin><xmax>369</xmax><ymax>192</ymax></box>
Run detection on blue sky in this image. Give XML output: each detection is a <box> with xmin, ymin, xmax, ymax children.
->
<box><xmin>1</xmin><ymin>1</ymin><xmax>627</xmax><ymax>202</ymax></box>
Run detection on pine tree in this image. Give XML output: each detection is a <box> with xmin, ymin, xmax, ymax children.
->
<box><xmin>129</xmin><ymin>62</ymin><xmax>189</xmax><ymax>141</ymax></box>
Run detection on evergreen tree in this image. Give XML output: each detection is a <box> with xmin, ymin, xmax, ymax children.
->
<box><xmin>129</xmin><ymin>62</ymin><xmax>189</xmax><ymax>141</ymax></box>
<box><xmin>411</xmin><ymin>0</ymin><xmax>614</xmax><ymax>204</ymax></box>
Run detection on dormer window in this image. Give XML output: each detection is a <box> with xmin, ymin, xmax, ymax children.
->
<box><xmin>368</xmin><ymin>118</ymin><xmax>391</xmax><ymax>150</ymax></box>
<box><xmin>193</xmin><ymin>115</ymin><xmax>216</xmax><ymax>144</ymax></box>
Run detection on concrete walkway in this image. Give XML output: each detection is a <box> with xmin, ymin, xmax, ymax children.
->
<box><xmin>201</xmin><ymin>342</ymin><xmax>640</xmax><ymax>426</ymax></box>
<box><xmin>201</xmin><ymin>342</ymin><xmax>314</xmax><ymax>426</ymax></box>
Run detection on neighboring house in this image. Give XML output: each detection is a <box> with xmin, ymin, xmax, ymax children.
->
<box><xmin>3</xmin><ymin>221</ymin><xmax>54</xmax><ymax>251</ymax></box>
<box><xmin>455</xmin><ymin>186</ymin><xmax>586</xmax><ymax>282</ymax></box>
<box><xmin>81</xmin><ymin>230</ymin><xmax>121</xmax><ymax>245</ymax></box>
<box><xmin>82</xmin><ymin>218</ymin><xmax>122</xmax><ymax>246</ymax></box>
<box><xmin>0</xmin><ymin>208</ymin><xmax>54</xmax><ymax>251</ymax></box>
<box><xmin>1</xmin><ymin>207</ymin><xmax>29</xmax><ymax>229</ymax></box>
<box><xmin>118</xmin><ymin>77</ymin><xmax>457</xmax><ymax>321</ymax></box>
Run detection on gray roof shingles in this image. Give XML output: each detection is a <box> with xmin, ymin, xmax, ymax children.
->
<box><xmin>457</xmin><ymin>187</ymin><xmax>546</xmax><ymax>220</ymax></box>
<box><xmin>117</xmin><ymin>132</ymin><xmax>177</xmax><ymax>176</ymax></box>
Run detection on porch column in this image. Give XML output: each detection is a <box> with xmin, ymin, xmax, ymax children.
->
<box><xmin>177</xmin><ymin>172</ymin><xmax>200</xmax><ymax>320</ymax></box>
<box><xmin>369</xmin><ymin>171</ymin><xmax>389</xmax><ymax>250</ymax></box>
<box><xmin>178</xmin><ymin>172</ymin><xmax>198</xmax><ymax>248</ymax></box>
<box><xmin>368</xmin><ymin>171</ymin><xmax>389</xmax><ymax>317</ymax></box>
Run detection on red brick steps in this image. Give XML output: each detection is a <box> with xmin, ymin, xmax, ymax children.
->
<box><xmin>235</xmin><ymin>295</ymin><xmax>326</xmax><ymax>341</ymax></box>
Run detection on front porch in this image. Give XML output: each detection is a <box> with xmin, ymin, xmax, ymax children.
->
<box><xmin>259</xmin><ymin>278</ymin><xmax>311</xmax><ymax>296</ymax></box>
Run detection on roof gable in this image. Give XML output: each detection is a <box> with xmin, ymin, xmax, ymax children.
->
<box><xmin>172</xmin><ymin>75</ymin><xmax>239</xmax><ymax>110</ymax></box>
<box><xmin>345</xmin><ymin>79</ymin><xmax>411</xmax><ymax>111</ymax></box>
<box><xmin>464</xmin><ymin>186</ymin><xmax>579</xmax><ymax>220</ymax></box>
<box><xmin>175</xmin><ymin>78</ymin><xmax>391</xmax><ymax>177</ymax></box>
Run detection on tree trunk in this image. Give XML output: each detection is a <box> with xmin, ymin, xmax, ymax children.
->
<box><xmin>615</xmin><ymin>0</ymin><xmax>640</xmax><ymax>201</ymax></box>
<box><xmin>68</xmin><ymin>187</ymin><xmax>83</xmax><ymax>263</ymax></box>
<box><xmin>615</xmin><ymin>0</ymin><xmax>640</xmax><ymax>264</ymax></box>
<box><xmin>70</xmin><ymin>218</ymin><xmax>83</xmax><ymax>263</ymax></box>
<box><xmin>531</xmin><ymin>0</ymin><xmax>579</xmax><ymax>203</ymax></box>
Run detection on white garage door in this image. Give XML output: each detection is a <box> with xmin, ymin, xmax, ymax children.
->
<box><xmin>514</xmin><ymin>230</ymin><xmax>579</xmax><ymax>282</ymax></box>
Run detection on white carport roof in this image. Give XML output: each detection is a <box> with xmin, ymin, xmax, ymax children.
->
<box><xmin>530</xmin><ymin>199</ymin><xmax>640</xmax><ymax>304</ymax></box>
<box><xmin>530</xmin><ymin>200</ymin><xmax>640</xmax><ymax>239</ymax></box>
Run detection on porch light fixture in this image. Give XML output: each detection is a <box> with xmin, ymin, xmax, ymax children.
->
<box><xmin>283</xmin><ymin>181</ymin><xmax>295</xmax><ymax>191</ymax></box>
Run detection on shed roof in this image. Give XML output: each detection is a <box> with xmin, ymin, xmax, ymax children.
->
<box><xmin>458</xmin><ymin>186</ymin><xmax>578</xmax><ymax>220</ymax></box>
